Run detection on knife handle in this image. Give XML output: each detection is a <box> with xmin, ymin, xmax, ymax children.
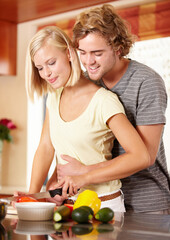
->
<box><xmin>49</xmin><ymin>188</ymin><xmax>69</xmax><ymax>198</ymax></box>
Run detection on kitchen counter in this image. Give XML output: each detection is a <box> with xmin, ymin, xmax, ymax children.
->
<box><xmin>1</xmin><ymin>211</ymin><xmax>170</xmax><ymax>240</ymax></box>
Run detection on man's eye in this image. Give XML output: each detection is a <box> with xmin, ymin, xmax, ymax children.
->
<box><xmin>95</xmin><ymin>53</ymin><xmax>102</xmax><ymax>56</ymax></box>
<box><xmin>79</xmin><ymin>51</ymin><xmax>86</xmax><ymax>55</ymax></box>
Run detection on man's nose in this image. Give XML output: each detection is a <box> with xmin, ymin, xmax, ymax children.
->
<box><xmin>86</xmin><ymin>54</ymin><xmax>95</xmax><ymax>65</ymax></box>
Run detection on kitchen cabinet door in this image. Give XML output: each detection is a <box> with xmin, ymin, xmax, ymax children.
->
<box><xmin>0</xmin><ymin>21</ymin><xmax>17</xmax><ymax>76</ymax></box>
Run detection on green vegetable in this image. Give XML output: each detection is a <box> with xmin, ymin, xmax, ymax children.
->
<box><xmin>95</xmin><ymin>207</ymin><xmax>114</xmax><ymax>223</ymax></box>
<box><xmin>72</xmin><ymin>208</ymin><xmax>93</xmax><ymax>223</ymax></box>
<box><xmin>78</xmin><ymin>206</ymin><xmax>94</xmax><ymax>215</ymax></box>
<box><xmin>53</xmin><ymin>222</ymin><xmax>63</xmax><ymax>230</ymax></box>
<box><xmin>53</xmin><ymin>222</ymin><xmax>70</xmax><ymax>234</ymax></box>
<box><xmin>53</xmin><ymin>205</ymin><xmax>71</xmax><ymax>222</ymax></box>
<box><xmin>72</xmin><ymin>223</ymin><xmax>93</xmax><ymax>235</ymax></box>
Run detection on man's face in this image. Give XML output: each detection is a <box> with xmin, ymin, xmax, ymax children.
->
<box><xmin>78</xmin><ymin>32</ymin><xmax>117</xmax><ymax>81</ymax></box>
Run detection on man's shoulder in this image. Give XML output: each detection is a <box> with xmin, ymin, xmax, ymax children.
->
<box><xmin>125</xmin><ymin>60</ymin><xmax>165</xmax><ymax>87</ymax></box>
<box><xmin>129</xmin><ymin>60</ymin><xmax>162</xmax><ymax>79</ymax></box>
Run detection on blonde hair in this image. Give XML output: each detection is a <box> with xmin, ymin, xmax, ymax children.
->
<box><xmin>26</xmin><ymin>26</ymin><xmax>82</xmax><ymax>101</ymax></box>
<box><xmin>73</xmin><ymin>4</ymin><xmax>136</xmax><ymax>57</ymax></box>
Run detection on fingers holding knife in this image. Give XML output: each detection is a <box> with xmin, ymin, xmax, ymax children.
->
<box><xmin>56</xmin><ymin>176</ymin><xmax>80</xmax><ymax>198</ymax></box>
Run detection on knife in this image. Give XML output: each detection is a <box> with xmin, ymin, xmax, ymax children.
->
<box><xmin>0</xmin><ymin>188</ymin><xmax>68</xmax><ymax>204</ymax></box>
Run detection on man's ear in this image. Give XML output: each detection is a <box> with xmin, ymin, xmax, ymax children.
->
<box><xmin>115</xmin><ymin>47</ymin><xmax>121</xmax><ymax>57</ymax></box>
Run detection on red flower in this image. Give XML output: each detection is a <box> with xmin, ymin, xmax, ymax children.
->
<box><xmin>0</xmin><ymin>118</ymin><xmax>17</xmax><ymax>142</ymax></box>
<box><xmin>0</xmin><ymin>119</ymin><xmax>16</xmax><ymax>130</ymax></box>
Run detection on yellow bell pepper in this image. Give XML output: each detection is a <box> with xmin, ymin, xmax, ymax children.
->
<box><xmin>73</xmin><ymin>190</ymin><xmax>101</xmax><ymax>214</ymax></box>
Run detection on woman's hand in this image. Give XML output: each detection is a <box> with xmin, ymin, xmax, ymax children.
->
<box><xmin>56</xmin><ymin>174</ymin><xmax>88</xmax><ymax>198</ymax></box>
<box><xmin>46</xmin><ymin>172</ymin><xmax>64</xmax><ymax>205</ymax></box>
<box><xmin>13</xmin><ymin>191</ymin><xmax>27</xmax><ymax>197</ymax></box>
<box><xmin>46</xmin><ymin>183</ymin><xmax>66</xmax><ymax>206</ymax></box>
<box><xmin>12</xmin><ymin>191</ymin><xmax>27</xmax><ymax>208</ymax></box>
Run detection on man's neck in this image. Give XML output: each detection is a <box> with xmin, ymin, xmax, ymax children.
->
<box><xmin>102</xmin><ymin>58</ymin><xmax>130</xmax><ymax>89</ymax></box>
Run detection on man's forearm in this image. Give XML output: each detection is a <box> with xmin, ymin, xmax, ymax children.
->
<box><xmin>86</xmin><ymin>160</ymin><xmax>112</xmax><ymax>172</ymax></box>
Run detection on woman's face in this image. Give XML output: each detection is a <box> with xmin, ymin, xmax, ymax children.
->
<box><xmin>33</xmin><ymin>43</ymin><xmax>71</xmax><ymax>89</ymax></box>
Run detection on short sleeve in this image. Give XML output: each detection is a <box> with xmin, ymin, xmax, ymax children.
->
<box><xmin>101</xmin><ymin>91</ymin><xmax>125</xmax><ymax>124</ymax></box>
<box><xmin>136</xmin><ymin>74</ymin><xmax>167</xmax><ymax>125</ymax></box>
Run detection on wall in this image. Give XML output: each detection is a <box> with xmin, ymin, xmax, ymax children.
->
<box><xmin>0</xmin><ymin>25</ymin><xmax>27</xmax><ymax>191</ymax></box>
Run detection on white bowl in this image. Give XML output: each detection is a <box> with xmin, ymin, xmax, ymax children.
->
<box><xmin>14</xmin><ymin>220</ymin><xmax>56</xmax><ymax>235</ymax></box>
<box><xmin>15</xmin><ymin>202</ymin><xmax>56</xmax><ymax>221</ymax></box>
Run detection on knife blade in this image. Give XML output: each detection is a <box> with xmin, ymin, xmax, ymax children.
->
<box><xmin>0</xmin><ymin>188</ymin><xmax>68</xmax><ymax>204</ymax></box>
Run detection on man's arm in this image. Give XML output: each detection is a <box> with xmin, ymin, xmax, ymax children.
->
<box><xmin>55</xmin><ymin>123</ymin><xmax>164</xmax><ymax>180</ymax></box>
<box><xmin>136</xmin><ymin>124</ymin><xmax>164</xmax><ymax>166</ymax></box>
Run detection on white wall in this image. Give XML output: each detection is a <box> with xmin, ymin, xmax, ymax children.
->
<box><xmin>129</xmin><ymin>37</ymin><xmax>170</xmax><ymax>172</ymax></box>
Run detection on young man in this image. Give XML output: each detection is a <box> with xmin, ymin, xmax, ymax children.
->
<box><xmin>47</xmin><ymin>4</ymin><xmax>170</xmax><ymax>214</ymax></box>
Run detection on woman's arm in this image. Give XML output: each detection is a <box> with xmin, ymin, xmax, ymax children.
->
<box><xmin>29</xmin><ymin>108</ymin><xmax>55</xmax><ymax>194</ymax></box>
<box><xmin>46</xmin><ymin>166</ymin><xmax>57</xmax><ymax>191</ymax></box>
<box><xmin>56</xmin><ymin>113</ymin><xmax>150</xmax><ymax>197</ymax></box>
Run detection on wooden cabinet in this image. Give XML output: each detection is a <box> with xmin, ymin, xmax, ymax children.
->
<box><xmin>0</xmin><ymin>21</ymin><xmax>17</xmax><ymax>76</ymax></box>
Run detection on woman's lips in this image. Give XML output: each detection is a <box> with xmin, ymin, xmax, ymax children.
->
<box><xmin>48</xmin><ymin>77</ymin><xmax>57</xmax><ymax>84</ymax></box>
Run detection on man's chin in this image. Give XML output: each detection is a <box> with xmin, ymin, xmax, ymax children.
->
<box><xmin>87</xmin><ymin>73</ymin><xmax>101</xmax><ymax>81</ymax></box>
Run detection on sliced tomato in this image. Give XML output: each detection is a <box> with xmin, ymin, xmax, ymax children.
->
<box><xmin>18</xmin><ymin>196</ymin><xmax>38</xmax><ymax>202</ymax></box>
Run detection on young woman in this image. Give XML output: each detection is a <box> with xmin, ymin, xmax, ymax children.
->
<box><xmin>22</xmin><ymin>26</ymin><xmax>150</xmax><ymax>212</ymax></box>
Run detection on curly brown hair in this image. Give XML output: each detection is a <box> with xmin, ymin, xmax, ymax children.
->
<box><xmin>73</xmin><ymin>4</ymin><xmax>136</xmax><ymax>58</ymax></box>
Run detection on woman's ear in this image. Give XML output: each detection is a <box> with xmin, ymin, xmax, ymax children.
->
<box><xmin>67</xmin><ymin>47</ymin><xmax>75</xmax><ymax>62</ymax></box>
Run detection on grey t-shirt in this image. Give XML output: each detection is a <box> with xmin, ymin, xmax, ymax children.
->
<box><xmin>98</xmin><ymin>60</ymin><xmax>170</xmax><ymax>212</ymax></box>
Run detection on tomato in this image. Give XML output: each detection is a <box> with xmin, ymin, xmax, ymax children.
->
<box><xmin>17</xmin><ymin>196</ymin><xmax>38</xmax><ymax>202</ymax></box>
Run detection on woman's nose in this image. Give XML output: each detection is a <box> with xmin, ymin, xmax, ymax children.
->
<box><xmin>44</xmin><ymin>67</ymin><xmax>51</xmax><ymax>77</ymax></box>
